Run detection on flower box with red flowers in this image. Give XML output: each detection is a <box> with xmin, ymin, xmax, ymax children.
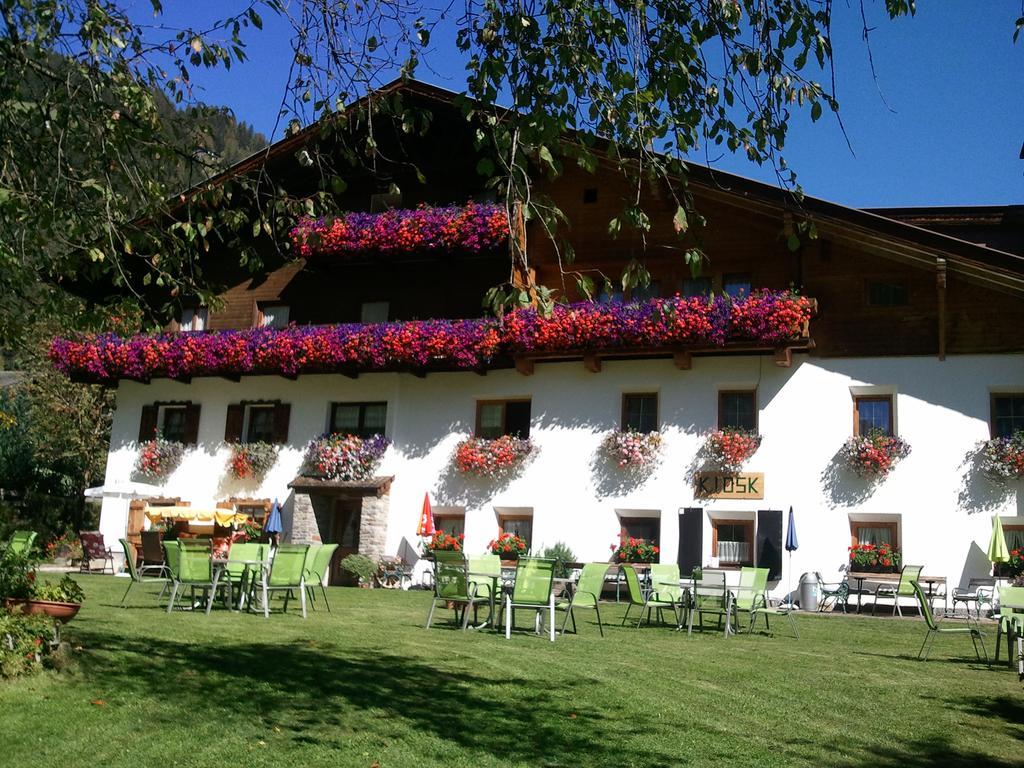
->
<box><xmin>979</xmin><ymin>431</ymin><xmax>1024</xmax><ymax>481</ymax></box>
<box><xmin>454</xmin><ymin>436</ymin><xmax>534</xmax><ymax>477</ymax></box>
<box><xmin>705</xmin><ymin>429</ymin><xmax>762</xmax><ymax>472</ymax></box>
<box><xmin>841</xmin><ymin>431</ymin><xmax>910</xmax><ymax>478</ymax></box>
<box><xmin>425</xmin><ymin>531</ymin><xmax>465</xmax><ymax>555</ymax></box>
<box><xmin>610</xmin><ymin>536</ymin><xmax>660</xmax><ymax>564</ymax></box>
<box><xmin>135</xmin><ymin>437</ymin><xmax>185</xmax><ymax>481</ymax></box>
<box><xmin>489</xmin><ymin>532</ymin><xmax>528</xmax><ymax>559</ymax></box>
<box><xmin>289</xmin><ymin>203</ymin><xmax>509</xmax><ymax>258</ymax></box>
<box><xmin>226</xmin><ymin>441</ymin><xmax>279</xmax><ymax>481</ymax></box>
<box><xmin>848</xmin><ymin>542</ymin><xmax>902</xmax><ymax>573</ymax></box>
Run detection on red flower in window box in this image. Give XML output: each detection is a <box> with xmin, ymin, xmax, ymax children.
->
<box><xmin>425</xmin><ymin>531</ymin><xmax>464</xmax><ymax>553</ymax></box>
<box><xmin>226</xmin><ymin>441</ymin><xmax>279</xmax><ymax>480</ymax></box>
<box><xmin>488</xmin><ymin>532</ymin><xmax>527</xmax><ymax>558</ymax></box>
<box><xmin>849</xmin><ymin>542</ymin><xmax>902</xmax><ymax>572</ymax></box>
<box><xmin>134</xmin><ymin>437</ymin><xmax>185</xmax><ymax>481</ymax></box>
<box><xmin>610</xmin><ymin>535</ymin><xmax>659</xmax><ymax>563</ymax></box>
<box><xmin>705</xmin><ymin>429</ymin><xmax>762</xmax><ymax>472</ymax></box>
<box><xmin>454</xmin><ymin>436</ymin><xmax>534</xmax><ymax>477</ymax></box>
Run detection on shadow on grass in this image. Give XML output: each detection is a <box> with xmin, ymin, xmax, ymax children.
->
<box><xmin>68</xmin><ymin>624</ymin><xmax>678</xmax><ymax>767</ymax></box>
<box><xmin>833</xmin><ymin>735</ymin><xmax>1022</xmax><ymax>768</ymax></box>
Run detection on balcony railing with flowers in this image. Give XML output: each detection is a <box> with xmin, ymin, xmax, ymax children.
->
<box><xmin>49</xmin><ymin>291</ymin><xmax>816</xmax><ymax>384</ymax></box>
<box><xmin>289</xmin><ymin>203</ymin><xmax>509</xmax><ymax>258</ymax></box>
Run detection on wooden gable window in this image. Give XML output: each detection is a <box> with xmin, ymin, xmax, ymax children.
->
<box><xmin>225</xmin><ymin>402</ymin><xmax>291</xmax><ymax>445</ymax></box>
<box><xmin>854</xmin><ymin>395</ymin><xmax>894</xmax><ymax>437</ymax></box>
<box><xmin>866</xmin><ymin>280</ymin><xmax>908</xmax><ymax>307</ymax></box>
<box><xmin>622</xmin><ymin>393</ymin><xmax>658</xmax><ymax>433</ymax></box>
<box><xmin>711</xmin><ymin>519</ymin><xmax>754</xmax><ymax>567</ymax></box>
<box><xmin>139</xmin><ymin>402</ymin><xmax>200</xmax><ymax>445</ymax></box>
<box><xmin>476</xmin><ymin>399</ymin><xmax>531</xmax><ymax>440</ymax></box>
<box><xmin>718</xmin><ymin>391</ymin><xmax>757</xmax><ymax>431</ymax></box>
<box><xmin>258</xmin><ymin>304</ymin><xmax>290</xmax><ymax>329</ymax></box>
<box><xmin>330</xmin><ymin>402</ymin><xmax>387</xmax><ymax>438</ymax></box>
<box><xmin>991</xmin><ymin>394</ymin><xmax>1024</xmax><ymax>438</ymax></box>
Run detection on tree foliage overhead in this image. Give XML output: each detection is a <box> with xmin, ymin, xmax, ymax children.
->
<box><xmin>0</xmin><ymin>0</ymin><xmax>935</xmax><ymax>337</ymax></box>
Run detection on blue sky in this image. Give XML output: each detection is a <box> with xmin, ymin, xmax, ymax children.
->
<box><xmin>146</xmin><ymin>1</ymin><xmax>1023</xmax><ymax>208</ymax></box>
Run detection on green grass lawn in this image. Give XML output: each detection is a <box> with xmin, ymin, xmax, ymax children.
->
<box><xmin>0</xmin><ymin>575</ymin><xmax>1020</xmax><ymax>768</ymax></box>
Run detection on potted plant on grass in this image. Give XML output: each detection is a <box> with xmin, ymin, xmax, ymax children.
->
<box><xmin>1</xmin><ymin>551</ymin><xmax>85</xmax><ymax>623</ymax></box>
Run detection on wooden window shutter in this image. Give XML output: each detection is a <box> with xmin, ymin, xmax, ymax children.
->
<box><xmin>224</xmin><ymin>404</ymin><xmax>245</xmax><ymax>443</ymax></box>
<box><xmin>756</xmin><ymin>509</ymin><xmax>783</xmax><ymax>581</ymax></box>
<box><xmin>272</xmin><ymin>403</ymin><xmax>291</xmax><ymax>444</ymax></box>
<box><xmin>183</xmin><ymin>403</ymin><xmax>201</xmax><ymax>446</ymax></box>
<box><xmin>677</xmin><ymin>508</ymin><xmax>703</xmax><ymax>575</ymax></box>
<box><xmin>138</xmin><ymin>404</ymin><xmax>158</xmax><ymax>442</ymax></box>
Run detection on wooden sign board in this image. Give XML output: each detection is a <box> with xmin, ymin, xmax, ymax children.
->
<box><xmin>694</xmin><ymin>472</ymin><xmax>764</xmax><ymax>500</ymax></box>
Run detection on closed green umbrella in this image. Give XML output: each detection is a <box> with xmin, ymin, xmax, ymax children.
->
<box><xmin>988</xmin><ymin>516</ymin><xmax>1010</xmax><ymax>564</ymax></box>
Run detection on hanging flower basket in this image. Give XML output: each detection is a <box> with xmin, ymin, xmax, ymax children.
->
<box><xmin>489</xmin><ymin>532</ymin><xmax>528</xmax><ymax>559</ymax></box>
<box><xmin>610</xmin><ymin>536</ymin><xmax>659</xmax><ymax>564</ymax></box>
<box><xmin>226</xmin><ymin>442</ymin><xmax>279</xmax><ymax>481</ymax></box>
<box><xmin>301</xmin><ymin>433</ymin><xmax>390</xmax><ymax>481</ymax></box>
<box><xmin>135</xmin><ymin>438</ymin><xmax>185</xmax><ymax>480</ymax></box>
<box><xmin>841</xmin><ymin>431</ymin><xmax>910</xmax><ymax>478</ymax></box>
<box><xmin>454</xmin><ymin>436</ymin><xmax>534</xmax><ymax>477</ymax></box>
<box><xmin>979</xmin><ymin>431</ymin><xmax>1024</xmax><ymax>481</ymax></box>
<box><xmin>602</xmin><ymin>430</ymin><xmax>663</xmax><ymax>469</ymax></box>
<box><xmin>705</xmin><ymin>429</ymin><xmax>762</xmax><ymax>472</ymax></box>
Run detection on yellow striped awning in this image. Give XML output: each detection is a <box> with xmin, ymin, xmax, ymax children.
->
<box><xmin>144</xmin><ymin>506</ymin><xmax>250</xmax><ymax>526</ymax></box>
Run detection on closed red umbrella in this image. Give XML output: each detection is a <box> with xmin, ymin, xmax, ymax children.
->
<box><xmin>417</xmin><ymin>492</ymin><xmax>435</xmax><ymax>537</ymax></box>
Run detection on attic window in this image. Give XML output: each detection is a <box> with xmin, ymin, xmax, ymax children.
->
<box><xmin>582</xmin><ymin>188</ymin><xmax>598</xmax><ymax>204</ymax></box>
<box><xmin>370</xmin><ymin>192</ymin><xmax>401</xmax><ymax>213</ymax></box>
<box><xmin>866</xmin><ymin>280</ymin><xmax>908</xmax><ymax>307</ymax></box>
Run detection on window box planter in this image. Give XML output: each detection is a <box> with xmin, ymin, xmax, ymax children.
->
<box><xmin>603</xmin><ymin>430</ymin><xmax>663</xmax><ymax>469</ymax></box>
<box><xmin>135</xmin><ymin>438</ymin><xmax>185</xmax><ymax>480</ymax></box>
<box><xmin>301</xmin><ymin>433</ymin><xmax>390</xmax><ymax>481</ymax></box>
<box><xmin>849</xmin><ymin>543</ymin><xmax>902</xmax><ymax>573</ymax></box>
<box><xmin>841</xmin><ymin>432</ymin><xmax>910</xmax><ymax>478</ymax></box>
<box><xmin>454</xmin><ymin>436</ymin><xmax>534</xmax><ymax>477</ymax></box>
<box><xmin>704</xmin><ymin>429</ymin><xmax>762</xmax><ymax>472</ymax></box>
<box><xmin>226</xmin><ymin>441</ymin><xmax>279</xmax><ymax>481</ymax></box>
<box><xmin>489</xmin><ymin>533</ymin><xmax>528</xmax><ymax>558</ymax></box>
<box><xmin>979</xmin><ymin>432</ymin><xmax>1024</xmax><ymax>481</ymax></box>
<box><xmin>610</xmin><ymin>536</ymin><xmax>659</xmax><ymax>564</ymax></box>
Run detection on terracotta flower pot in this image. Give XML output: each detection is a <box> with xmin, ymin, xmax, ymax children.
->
<box><xmin>3</xmin><ymin>598</ymin><xmax>82</xmax><ymax>623</ymax></box>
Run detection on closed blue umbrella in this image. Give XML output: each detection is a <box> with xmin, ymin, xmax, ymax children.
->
<box><xmin>785</xmin><ymin>507</ymin><xmax>799</xmax><ymax>608</ymax></box>
<box><xmin>264</xmin><ymin>498</ymin><xmax>283</xmax><ymax>538</ymax></box>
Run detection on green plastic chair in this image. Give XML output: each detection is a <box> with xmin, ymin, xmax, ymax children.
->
<box><xmin>258</xmin><ymin>544</ymin><xmax>310</xmax><ymax>619</ymax></box>
<box><xmin>912</xmin><ymin>581</ymin><xmax>987</xmax><ymax>664</ymax></box>
<box><xmin>621</xmin><ymin>564</ymin><xmax>684</xmax><ymax>629</ymax></box>
<box><xmin>874</xmin><ymin>565</ymin><xmax>922</xmax><ymax>616</ymax></box>
<box><xmin>303</xmin><ymin>543</ymin><xmax>339</xmax><ymax>612</ymax></box>
<box><xmin>118</xmin><ymin>538</ymin><xmax>170</xmax><ymax>606</ymax></box>
<box><xmin>557</xmin><ymin>562</ymin><xmax>609</xmax><ymax>636</ymax></box>
<box><xmin>734</xmin><ymin>567</ymin><xmax>769</xmax><ymax>630</ymax></box>
<box><xmin>468</xmin><ymin>554</ymin><xmax>502</xmax><ymax>600</ymax></box>
<box><xmin>166</xmin><ymin>541</ymin><xmax>229</xmax><ymax>613</ymax></box>
<box><xmin>994</xmin><ymin>586</ymin><xmax>1024</xmax><ymax>667</ymax></box>
<box><xmin>688</xmin><ymin>569</ymin><xmax>732</xmax><ymax>637</ymax></box>
<box><xmin>504</xmin><ymin>557</ymin><xmax>557</xmax><ymax>642</ymax></box>
<box><xmin>426</xmin><ymin>550</ymin><xmax>482</xmax><ymax>631</ymax></box>
<box><xmin>747</xmin><ymin>566</ymin><xmax>799</xmax><ymax>639</ymax></box>
<box><xmin>219</xmin><ymin>541</ymin><xmax>266</xmax><ymax>610</ymax></box>
<box><xmin>7</xmin><ymin>530</ymin><xmax>37</xmax><ymax>555</ymax></box>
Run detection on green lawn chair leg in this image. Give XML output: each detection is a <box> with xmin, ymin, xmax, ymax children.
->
<box><xmin>319</xmin><ymin>582</ymin><xmax>331</xmax><ymax>613</ymax></box>
<box><xmin>166</xmin><ymin>581</ymin><xmax>179</xmax><ymax>613</ymax></box>
<box><xmin>621</xmin><ymin>602</ymin><xmax>633</xmax><ymax>627</ymax></box>
<box><xmin>120</xmin><ymin>579</ymin><xmax>134</xmax><ymax>606</ymax></box>
<box><xmin>594</xmin><ymin>602</ymin><xmax>604</xmax><ymax>637</ymax></box>
<box><xmin>425</xmin><ymin>597</ymin><xmax>438</xmax><ymax>629</ymax></box>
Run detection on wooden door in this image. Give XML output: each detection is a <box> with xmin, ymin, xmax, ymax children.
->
<box><xmin>329</xmin><ymin>499</ymin><xmax>361</xmax><ymax>586</ymax></box>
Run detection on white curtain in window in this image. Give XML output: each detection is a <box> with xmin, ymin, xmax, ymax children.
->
<box><xmin>1004</xmin><ymin>527</ymin><xmax>1024</xmax><ymax>551</ymax></box>
<box><xmin>261</xmin><ymin>305</ymin><xmax>289</xmax><ymax>329</ymax></box>
<box><xmin>181</xmin><ymin>307</ymin><xmax>206</xmax><ymax>331</ymax></box>
<box><xmin>856</xmin><ymin>526</ymin><xmax>893</xmax><ymax>547</ymax></box>
<box><xmin>718</xmin><ymin>541</ymin><xmax>749</xmax><ymax>563</ymax></box>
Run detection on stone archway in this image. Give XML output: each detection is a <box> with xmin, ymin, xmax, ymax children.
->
<box><xmin>287</xmin><ymin>475</ymin><xmax>393</xmax><ymax>563</ymax></box>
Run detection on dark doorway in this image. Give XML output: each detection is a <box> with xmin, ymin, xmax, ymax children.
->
<box><xmin>329</xmin><ymin>498</ymin><xmax>361</xmax><ymax>586</ymax></box>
